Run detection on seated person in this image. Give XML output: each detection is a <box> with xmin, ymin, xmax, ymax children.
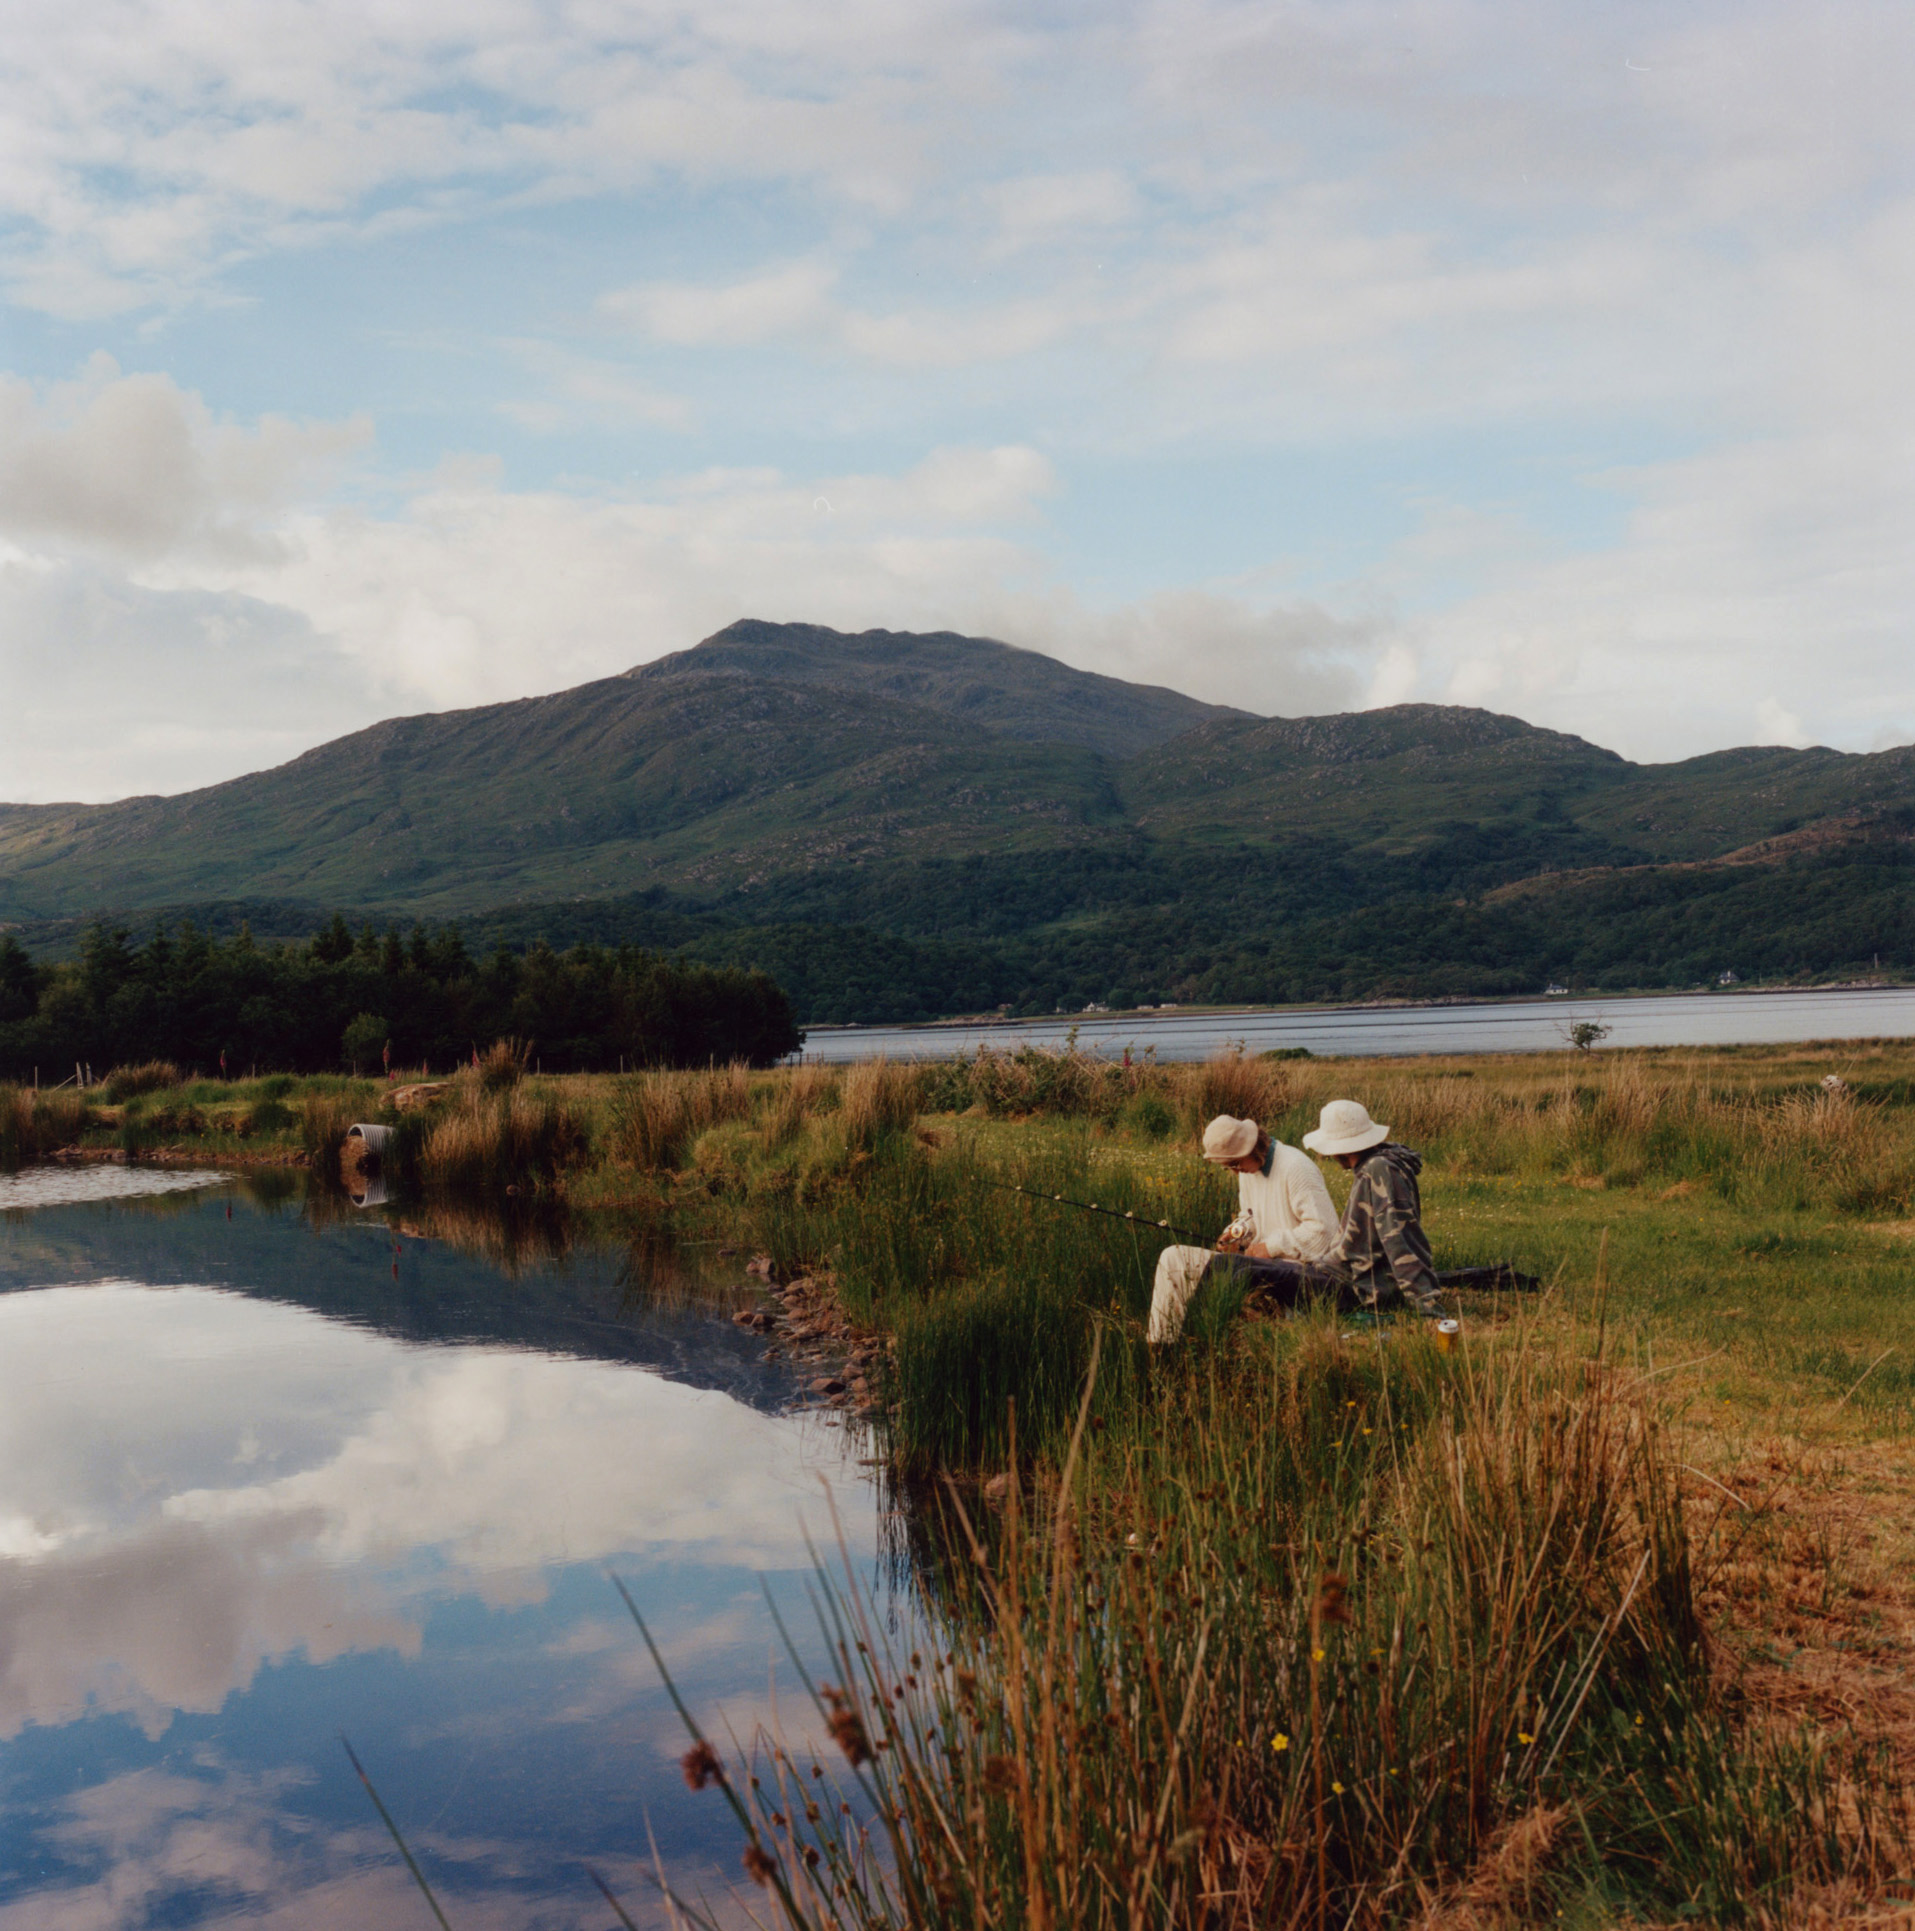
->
<box><xmin>1147</xmin><ymin>1114</ymin><xmax>1339</xmax><ymax>1344</ymax></box>
<box><xmin>1300</xmin><ymin>1099</ymin><xmax>1441</xmax><ymax>1317</ymax></box>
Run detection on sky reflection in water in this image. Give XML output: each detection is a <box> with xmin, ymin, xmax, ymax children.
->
<box><xmin>0</xmin><ymin>1182</ymin><xmax>881</xmax><ymax>1928</ymax></box>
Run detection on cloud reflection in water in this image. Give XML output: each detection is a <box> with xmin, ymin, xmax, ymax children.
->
<box><xmin>0</xmin><ymin>1260</ymin><xmax>877</xmax><ymax>1928</ymax></box>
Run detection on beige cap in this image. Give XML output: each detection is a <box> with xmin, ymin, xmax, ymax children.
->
<box><xmin>1201</xmin><ymin>1115</ymin><xmax>1260</xmax><ymax>1163</ymax></box>
<box><xmin>1302</xmin><ymin>1099</ymin><xmax>1390</xmax><ymax>1157</ymax></box>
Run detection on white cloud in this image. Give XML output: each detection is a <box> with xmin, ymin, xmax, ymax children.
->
<box><xmin>602</xmin><ymin>263</ymin><xmax>1076</xmax><ymax>369</ymax></box>
<box><xmin>0</xmin><ymin>1284</ymin><xmax>870</xmax><ymax>1739</ymax></box>
<box><xmin>2</xmin><ymin>3</ymin><xmax>1914</xmax><ymax>783</ymax></box>
<box><xmin>1754</xmin><ymin>697</ymin><xmax>1808</xmax><ymax>746</ymax></box>
<box><xmin>0</xmin><ymin>357</ymin><xmax>367</xmax><ymax>563</ymax></box>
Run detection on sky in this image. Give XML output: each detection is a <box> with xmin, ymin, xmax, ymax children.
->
<box><xmin>0</xmin><ymin>0</ymin><xmax>1911</xmax><ymax>802</ymax></box>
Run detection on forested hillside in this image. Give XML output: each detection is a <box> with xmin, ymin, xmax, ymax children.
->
<box><xmin>1</xmin><ymin>621</ymin><xmax>1909</xmax><ymax>1024</ymax></box>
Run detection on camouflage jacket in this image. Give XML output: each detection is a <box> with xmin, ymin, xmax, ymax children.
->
<box><xmin>1332</xmin><ymin>1143</ymin><xmax>1439</xmax><ymax>1314</ymax></box>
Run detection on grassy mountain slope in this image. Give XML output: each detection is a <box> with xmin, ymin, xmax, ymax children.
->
<box><xmin>1</xmin><ymin>620</ymin><xmax>1909</xmax><ymax>1016</ymax></box>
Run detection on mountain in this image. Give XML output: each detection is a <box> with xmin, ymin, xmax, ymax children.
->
<box><xmin>1</xmin><ymin>619</ymin><xmax>1909</xmax><ymax>1017</ymax></box>
<box><xmin>628</xmin><ymin>619</ymin><xmax>1247</xmax><ymax>757</ymax></box>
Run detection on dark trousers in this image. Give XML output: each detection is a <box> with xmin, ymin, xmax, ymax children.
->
<box><xmin>1205</xmin><ymin>1254</ymin><xmax>1365</xmax><ymax>1314</ymax></box>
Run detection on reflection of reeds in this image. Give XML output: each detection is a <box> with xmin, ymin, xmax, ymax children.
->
<box><xmin>651</xmin><ymin>1325</ymin><xmax>1906</xmax><ymax>1928</ymax></box>
<box><xmin>0</xmin><ymin>1085</ymin><xmax>87</xmax><ymax>1168</ymax></box>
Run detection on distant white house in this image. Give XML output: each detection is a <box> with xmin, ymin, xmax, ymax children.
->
<box><xmin>1718</xmin><ymin>970</ymin><xmax>1738</xmax><ymax>986</ymax></box>
<box><xmin>1545</xmin><ymin>983</ymin><xmax>1569</xmax><ymax>996</ymax></box>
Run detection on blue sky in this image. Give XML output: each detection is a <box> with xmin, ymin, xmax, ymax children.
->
<box><xmin>1</xmin><ymin>0</ymin><xmax>1911</xmax><ymax>799</ymax></box>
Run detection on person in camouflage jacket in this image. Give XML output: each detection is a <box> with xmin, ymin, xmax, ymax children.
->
<box><xmin>1303</xmin><ymin>1099</ymin><xmax>1441</xmax><ymax>1315</ymax></box>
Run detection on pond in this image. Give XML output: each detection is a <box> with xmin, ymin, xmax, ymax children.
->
<box><xmin>0</xmin><ymin>1168</ymin><xmax>883</xmax><ymax>1928</ymax></box>
<box><xmin>797</xmin><ymin>984</ymin><xmax>1915</xmax><ymax>1063</ymax></box>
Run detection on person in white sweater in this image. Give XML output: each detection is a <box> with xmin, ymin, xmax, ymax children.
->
<box><xmin>1146</xmin><ymin>1114</ymin><xmax>1340</xmax><ymax>1344</ymax></box>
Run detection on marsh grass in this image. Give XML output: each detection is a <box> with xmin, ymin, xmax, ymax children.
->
<box><xmin>763</xmin><ymin>1130</ymin><xmax>1231</xmax><ymax>1472</ymax></box>
<box><xmin>651</xmin><ymin>1320</ymin><xmax>1909</xmax><ymax>1929</ymax></box>
<box><xmin>608</xmin><ymin>1062</ymin><xmax>756</xmax><ymax>1169</ymax></box>
<box><xmin>0</xmin><ymin>1084</ymin><xmax>86</xmax><ymax>1167</ymax></box>
<box><xmin>477</xmin><ymin>1036</ymin><xmax>531</xmax><ymax>1093</ymax></box>
<box><xmin>102</xmin><ymin>1060</ymin><xmax>182</xmax><ymax>1101</ymax></box>
<box><xmin>405</xmin><ymin>1080</ymin><xmax>590</xmax><ymax>1193</ymax></box>
<box><xmin>298</xmin><ymin>1091</ymin><xmax>357</xmax><ymax>1173</ymax></box>
<box><xmin>918</xmin><ymin>1043</ymin><xmax>1293</xmax><ymax>1133</ymax></box>
<box><xmin>909</xmin><ymin>1044</ymin><xmax>1915</xmax><ymax>1220</ymax></box>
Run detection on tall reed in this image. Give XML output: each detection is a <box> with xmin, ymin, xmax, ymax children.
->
<box><xmin>608</xmin><ymin>1063</ymin><xmax>754</xmax><ymax>1170</ymax></box>
<box><xmin>649</xmin><ymin>1323</ymin><xmax>1907</xmax><ymax>1927</ymax></box>
<box><xmin>298</xmin><ymin>1092</ymin><xmax>356</xmax><ymax>1174</ymax></box>
<box><xmin>840</xmin><ymin>1057</ymin><xmax>921</xmax><ymax>1149</ymax></box>
<box><xmin>0</xmin><ymin>1085</ymin><xmax>86</xmax><ymax>1168</ymax></box>
<box><xmin>413</xmin><ymin>1084</ymin><xmax>589</xmax><ymax>1193</ymax></box>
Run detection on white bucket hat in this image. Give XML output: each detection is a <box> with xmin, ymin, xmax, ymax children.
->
<box><xmin>1201</xmin><ymin>1115</ymin><xmax>1260</xmax><ymax>1163</ymax></box>
<box><xmin>1302</xmin><ymin>1099</ymin><xmax>1390</xmax><ymax>1157</ymax></box>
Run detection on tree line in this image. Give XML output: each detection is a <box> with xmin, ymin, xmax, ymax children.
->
<box><xmin>0</xmin><ymin>915</ymin><xmax>802</xmax><ymax>1081</ymax></box>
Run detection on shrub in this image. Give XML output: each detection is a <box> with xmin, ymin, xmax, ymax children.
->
<box><xmin>103</xmin><ymin>1060</ymin><xmax>181</xmax><ymax>1101</ymax></box>
<box><xmin>341</xmin><ymin>1012</ymin><xmax>389</xmax><ymax>1076</ymax></box>
<box><xmin>1121</xmin><ymin>1090</ymin><xmax>1175</xmax><ymax>1140</ymax></box>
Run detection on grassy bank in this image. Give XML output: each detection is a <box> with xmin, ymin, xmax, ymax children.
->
<box><xmin>652</xmin><ymin>1315</ymin><xmax>1906</xmax><ymax>1927</ymax></box>
<box><xmin>603</xmin><ymin>1039</ymin><xmax>1915</xmax><ymax>1926</ymax></box>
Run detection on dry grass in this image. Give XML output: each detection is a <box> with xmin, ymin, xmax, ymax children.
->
<box><xmin>608</xmin><ymin>1062</ymin><xmax>754</xmax><ymax>1169</ymax></box>
<box><xmin>841</xmin><ymin>1057</ymin><xmax>921</xmax><ymax>1149</ymax></box>
<box><xmin>0</xmin><ymin>1084</ymin><xmax>86</xmax><ymax>1167</ymax></box>
<box><xmin>477</xmin><ymin>1036</ymin><xmax>531</xmax><ymax>1093</ymax></box>
<box><xmin>414</xmin><ymin>1082</ymin><xmax>589</xmax><ymax>1193</ymax></box>
<box><xmin>761</xmin><ymin>1063</ymin><xmax>842</xmax><ymax>1147</ymax></box>
<box><xmin>297</xmin><ymin>1091</ymin><xmax>356</xmax><ymax>1173</ymax></box>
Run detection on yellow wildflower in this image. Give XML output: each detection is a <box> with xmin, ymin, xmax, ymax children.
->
<box><xmin>1271</xmin><ymin>1733</ymin><xmax>1290</xmax><ymax>1752</ymax></box>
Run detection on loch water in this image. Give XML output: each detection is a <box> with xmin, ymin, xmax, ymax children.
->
<box><xmin>0</xmin><ymin>1168</ymin><xmax>883</xmax><ymax>1928</ymax></box>
<box><xmin>799</xmin><ymin>984</ymin><xmax>1915</xmax><ymax>1063</ymax></box>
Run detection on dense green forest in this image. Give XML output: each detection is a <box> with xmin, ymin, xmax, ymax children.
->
<box><xmin>7</xmin><ymin>831</ymin><xmax>1900</xmax><ymax>1040</ymax></box>
<box><xmin>0</xmin><ymin>917</ymin><xmax>801</xmax><ymax>1080</ymax></box>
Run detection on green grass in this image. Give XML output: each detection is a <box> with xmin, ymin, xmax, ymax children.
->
<box><xmin>644</xmin><ymin>1316</ymin><xmax>1909</xmax><ymax>1928</ymax></box>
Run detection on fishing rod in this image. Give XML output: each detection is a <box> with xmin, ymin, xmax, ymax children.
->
<box><xmin>982</xmin><ymin>1177</ymin><xmax>1214</xmax><ymax>1245</ymax></box>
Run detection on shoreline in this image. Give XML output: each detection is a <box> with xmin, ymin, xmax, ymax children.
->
<box><xmin>806</xmin><ymin>977</ymin><xmax>1910</xmax><ymax>1037</ymax></box>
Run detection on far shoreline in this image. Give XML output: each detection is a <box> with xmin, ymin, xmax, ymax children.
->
<box><xmin>802</xmin><ymin>977</ymin><xmax>1911</xmax><ymax>1038</ymax></box>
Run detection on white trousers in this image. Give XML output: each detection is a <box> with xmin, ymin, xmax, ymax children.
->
<box><xmin>1148</xmin><ymin>1245</ymin><xmax>1217</xmax><ymax>1345</ymax></box>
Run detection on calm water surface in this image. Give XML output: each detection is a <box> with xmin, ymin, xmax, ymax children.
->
<box><xmin>0</xmin><ymin>1172</ymin><xmax>882</xmax><ymax>1928</ymax></box>
<box><xmin>799</xmin><ymin>985</ymin><xmax>1915</xmax><ymax>1062</ymax></box>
